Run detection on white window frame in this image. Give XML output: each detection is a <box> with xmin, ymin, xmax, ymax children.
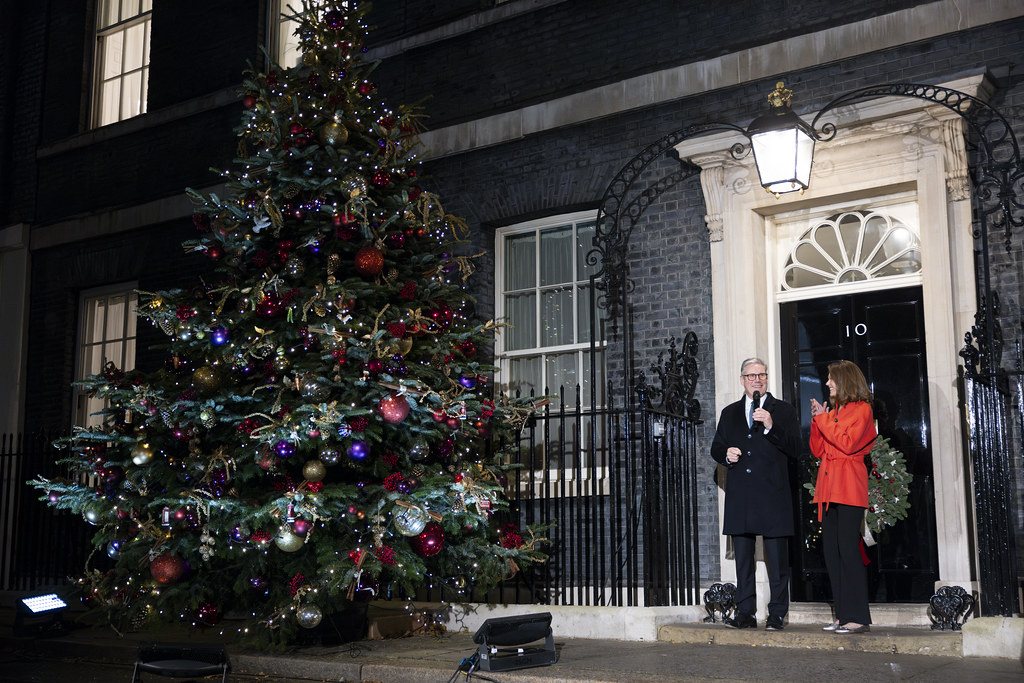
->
<box><xmin>92</xmin><ymin>0</ymin><xmax>152</xmax><ymax>128</ymax></box>
<box><xmin>271</xmin><ymin>0</ymin><xmax>333</xmax><ymax>68</ymax></box>
<box><xmin>73</xmin><ymin>283</ymin><xmax>139</xmax><ymax>428</ymax></box>
<box><xmin>495</xmin><ymin>211</ymin><xmax>609</xmax><ymax>486</ymax></box>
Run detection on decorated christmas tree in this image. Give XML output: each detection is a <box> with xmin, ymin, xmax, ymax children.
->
<box><xmin>32</xmin><ymin>0</ymin><xmax>543</xmax><ymax>645</ymax></box>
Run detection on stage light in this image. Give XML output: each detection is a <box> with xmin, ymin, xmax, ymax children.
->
<box><xmin>13</xmin><ymin>592</ymin><xmax>68</xmax><ymax>637</ymax></box>
<box><xmin>472</xmin><ymin>612</ymin><xmax>557</xmax><ymax>672</ymax></box>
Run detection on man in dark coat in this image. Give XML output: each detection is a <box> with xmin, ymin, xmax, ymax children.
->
<box><xmin>711</xmin><ymin>357</ymin><xmax>800</xmax><ymax>631</ymax></box>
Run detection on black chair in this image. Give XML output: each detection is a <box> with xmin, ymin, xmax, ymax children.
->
<box><xmin>131</xmin><ymin>643</ymin><xmax>230</xmax><ymax>682</ymax></box>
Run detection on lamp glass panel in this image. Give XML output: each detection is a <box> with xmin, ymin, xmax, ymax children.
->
<box><xmin>751</xmin><ymin>127</ymin><xmax>813</xmax><ymax>193</ymax></box>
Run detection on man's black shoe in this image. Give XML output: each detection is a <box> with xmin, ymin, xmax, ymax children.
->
<box><xmin>765</xmin><ymin>616</ymin><xmax>785</xmax><ymax>631</ymax></box>
<box><xmin>723</xmin><ymin>614</ymin><xmax>756</xmax><ymax>629</ymax></box>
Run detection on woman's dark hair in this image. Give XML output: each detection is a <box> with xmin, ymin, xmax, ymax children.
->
<box><xmin>828</xmin><ymin>360</ymin><xmax>872</xmax><ymax>407</ymax></box>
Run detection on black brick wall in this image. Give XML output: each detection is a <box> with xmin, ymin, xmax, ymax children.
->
<box><xmin>370</xmin><ymin>0</ymin><xmax>932</xmax><ymax>128</ymax></box>
<box><xmin>419</xmin><ymin>16</ymin><xmax>1024</xmax><ymax>581</ymax></box>
<box><xmin>23</xmin><ymin>219</ymin><xmax>210</xmax><ymax>434</ymax></box>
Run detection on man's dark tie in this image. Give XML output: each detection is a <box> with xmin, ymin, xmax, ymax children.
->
<box><xmin>748</xmin><ymin>399</ymin><xmax>756</xmax><ymax>429</ymax></box>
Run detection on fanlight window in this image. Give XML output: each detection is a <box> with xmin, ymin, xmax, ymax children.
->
<box><xmin>782</xmin><ymin>210</ymin><xmax>921</xmax><ymax>290</ymax></box>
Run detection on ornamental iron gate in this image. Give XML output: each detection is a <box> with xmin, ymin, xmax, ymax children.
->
<box><xmin>488</xmin><ymin>332</ymin><xmax>703</xmax><ymax>607</ymax></box>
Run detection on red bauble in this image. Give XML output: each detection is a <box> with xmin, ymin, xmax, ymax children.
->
<box><xmin>378</xmin><ymin>393</ymin><xmax>410</xmax><ymax>424</ymax></box>
<box><xmin>150</xmin><ymin>552</ymin><xmax>185</xmax><ymax>585</ymax></box>
<box><xmin>358</xmin><ymin>81</ymin><xmax>375</xmax><ymax>96</ymax></box>
<box><xmin>354</xmin><ymin>245</ymin><xmax>385</xmax><ymax>276</ymax></box>
<box><xmin>411</xmin><ymin>522</ymin><xmax>445</xmax><ymax>558</ymax></box>
<box><xmin>371</xmin><ymin>170</ymin><xmax>391</xmax><ymax>187</ymax></box>
<box><xmin>242</xmin><ymin>94</ymin><xmax>257</xmax><ymax>108</ymax></box>
<box><xmin>289</xmin><ymin>122</ymin><xmax>304</xmax><ymax>136</ymax></box>
<box><xmin>206</xmin><ymin>245</ymin><xmax>224</xmax><ymax>260</ymax></box>
<box><xmin>197</xmin><ymin>602</ymin><xmax>222</xmax><ymax>625</ymax></box>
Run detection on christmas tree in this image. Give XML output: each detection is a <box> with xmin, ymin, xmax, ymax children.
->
<box><xmin>32</xmin><ymin>0</ymin><xmax>543</xmax><ymax>645</ymax></box>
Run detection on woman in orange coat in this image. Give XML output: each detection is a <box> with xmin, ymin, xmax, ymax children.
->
<box><xmin>810</xmin><ymin>360</ymin><xmax>877</xmax><ymax>634</ymax></box>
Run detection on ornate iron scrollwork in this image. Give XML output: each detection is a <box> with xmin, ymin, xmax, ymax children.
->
<box><xmin>928</xmin><ymin>586</ymin><xmax>975</xmax><ymax>631</ymax></box>
<box><xmin>960</xmin><ymin>292</ymin><xmax>1004</xmax><ymax>379</ymax></box>
<box><xmin>643</xmin><ymin>333</ymin><xmax>702</xmax><ymax>423</ymax></box>
<box><xmin>590</xmin><ymin>122</ymin><xmax>750</xmax><ymax>331</ymax></box>
<box><xmin>702</xmin><ymin>582</ymin><xmax>737</xmax><ymax>623</ymax></box>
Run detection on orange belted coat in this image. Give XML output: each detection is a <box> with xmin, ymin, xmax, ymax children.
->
<box><xmin>810</xmin><ymin>400</ymin><xmax>877</xmax><ymax>521</ymax></box>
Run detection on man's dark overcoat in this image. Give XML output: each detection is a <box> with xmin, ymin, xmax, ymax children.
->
<box><xmin>710</xmin><ymin>393</ymin><xmax>800</xmax><ymax>537</ymax></box>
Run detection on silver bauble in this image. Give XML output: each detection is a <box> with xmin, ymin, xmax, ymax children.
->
<box><xmin>409</xmin><ymin>442</ymin><xmax>430</xmax><ymax>462</ymax></box>
<box><xmin>274</xmin><ymin>528</ymin><xmax>305</xmax><ymax>553</ymax></box>
<box><xmin>296</xmin><ymin>604</ymin><xmax>323</xmax><ymax>629</ymax></box>
<box><xmin>284</xmin><ymin>256</ymin><xmax>306</xmax><ymax>279</ymax></box>
<box><xmin>300</xmin><ymin>377</ymin><xmax>329</xmax><ymax>400</ymax></box>
<box><xmin>83</xmin><ymin>505</ymin><xmax>102</xmax><ymax>525</ymax></box>
<box><xmin>319</xmin><ymin>446</ymin><xmax>341</xmax><ymax>465</ymax></box>
<box><xmin>393</xmin><ymin>505</ymin><xmax>429</xmax><ymax>537</ymax></box>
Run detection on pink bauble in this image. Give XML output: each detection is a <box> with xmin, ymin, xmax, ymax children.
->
<box><xmin>378</xmin><ymin>393</ymin><xmax>410</xmax><ymax>424</ymax></box>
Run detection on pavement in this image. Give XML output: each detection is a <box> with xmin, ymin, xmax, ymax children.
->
<box><xmin>0</xmin><ymin>604</ymin><xmax>1021</xmax><ymax>682</ymax></box>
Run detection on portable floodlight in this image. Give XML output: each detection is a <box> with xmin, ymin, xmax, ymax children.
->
<box><xmin>14</xmin><ymin>592</ymin><xmax>68</xmax><ymax>637</ymax></box>
<box><xmin>472</xmin><ymin>612</ymin><xmax>557</xmax><ymax>672</ymax></box>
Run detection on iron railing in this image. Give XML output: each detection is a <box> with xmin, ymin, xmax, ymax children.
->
<box><xmin>0</xmin><ymin>433</ymin><xmax>93</xmax><ymax>591</ymax></box>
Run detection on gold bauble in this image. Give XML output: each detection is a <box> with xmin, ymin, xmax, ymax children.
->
<box><xmin>131</xmin><ymin>441</ymin><xmax>155</xmax><ymax>466</ymax></box>
<box><xmin>192</xmin><ymin>365</ymin><xmax>223</xmax><ymax>393</ymax></box>
<box><xmin>319</xmin><ymin>121</ymin><xmax>349</xmax><ymax>146</ymax></box>
<box><xmin>302</xmin><ymin>51</ymin><xmax>318</xmax><ymax>66</ymax></box>
<box><xmin>274</xmin><ymin>528</ymin><xmax>304</xmax><ymax>553</ymax></box>
<box><xmin>302</xmin><ymin>459</ymin><xmax>327</xmax><ymax>482</ymax></box>
<box><xmin>396</xmin><ymin>338</ymin><xmax>413</xmax><ymax>356</ymax></box>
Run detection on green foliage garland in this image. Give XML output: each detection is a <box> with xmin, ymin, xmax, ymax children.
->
<box><xmin>803</xmin><ymin>436</ymin><xmax>912</xmax><ymax>533</ymax></box>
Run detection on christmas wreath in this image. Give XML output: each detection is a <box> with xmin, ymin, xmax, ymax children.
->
<box><xmin>803</xmin><ymin>436</ymin><xmax>913</xmax><ymax>532</ymax></box>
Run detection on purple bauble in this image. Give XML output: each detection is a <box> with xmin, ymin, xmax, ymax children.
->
<box><xmin>323</xmin><ymin>9</ymin><xmax>345</xmax><ymax>30</ymax></box>
<box><xmin>249</xmin><ymin>576</ymin><xmax>267</xmax><ymax>589</ymax></box>
<box><xmin>210</xmin><ymin>325</ymin><xmax>229</xmax><ymax>346</ymax></box>
<box><xmin>458</xmin><ymin>374</ymin><xmax>477</xmax><ymax>389</ymax></box>
<box><xmin>230</xmin><ymin>526</ymin><xmax>248</xmax><ymax>543</ymax></box>
<box><xmin>275</xmin><ymin>440</ymin><xmax>296</xmax><ymax>459</ymax></box>
<box><xmin>348</xmin><ymin>440</ymin><xmax>369</xmax><ymax>461</ymax></box>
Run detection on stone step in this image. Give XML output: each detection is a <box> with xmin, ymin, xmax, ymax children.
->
<box><xmin>785</xmin><ymin>601</ymin><xmax>932</xmax><ymax>627</ymax></box>
<box><xmin>658</xmin><ymin>622</ymin><xmax>962</xmax><ymax>657</ymax></box>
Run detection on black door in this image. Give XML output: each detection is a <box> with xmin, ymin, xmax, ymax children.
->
<box><xmin>780</xmin><ymin>286</ymin><xmax>939</xmax><ymax>603</ymax></box>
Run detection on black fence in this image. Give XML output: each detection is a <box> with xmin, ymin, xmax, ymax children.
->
<box><xmin>0</xmin><ymin>433</ymin><xmax>94</xmax><ymax>591</ymax></box>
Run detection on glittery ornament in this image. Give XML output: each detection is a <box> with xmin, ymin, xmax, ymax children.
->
<box><xmin>284</xmin><ymin>255</ymin><xmax>306</xmax><ymax>279</ymax></box>
<box><xmin>378</xmin><ymin>392</ymin><xmax>410</xmax><ymax>424</ymax></box>
<box><xmin>192</xmin><ymin>365</ymin><xmax>223</xmax><ymax>393</ymax></box>
<box><xmin>320</xmin><ymin>446</ymin><xmax>341</xmax><ymax>465</ymax></box>
<box><xmin>393</xmin><ymin>505</ymin><xmax>429</xmax><ymax>537</ymax></box>
<box><xmin>354</xmin><ymin>245</ymin><xmax>384</xmax><ymax>276</ymax></box>
<box><xmin>150</xmin><ymin>552</ymin><xmax>186</xmax><ymax>584</ymax></box>
<box><xmin>302</xmin><ymin>459</ymin><xmax>327</xmax><ymax>482</ymax></box>
<box><xmin>296</xmin><ymin>604</ymin><xmax>323</xmax><ymax>629</ymax></box>
<box><xmin>319</xmin><ymin>120</ymin><xmax>349</xmax><ymax>145</ymax></box>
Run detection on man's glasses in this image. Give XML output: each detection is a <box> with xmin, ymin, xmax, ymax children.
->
<box><xmin>741</xmin><ymin>373</ymin><xmax>768</xmax><ymax>380</ymax></box>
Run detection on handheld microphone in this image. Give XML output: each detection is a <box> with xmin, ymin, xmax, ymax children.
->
<box><xmin>751</xmin><ymin>391</ymin><xmax>762</xmax><ymax>429</ymax></box>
